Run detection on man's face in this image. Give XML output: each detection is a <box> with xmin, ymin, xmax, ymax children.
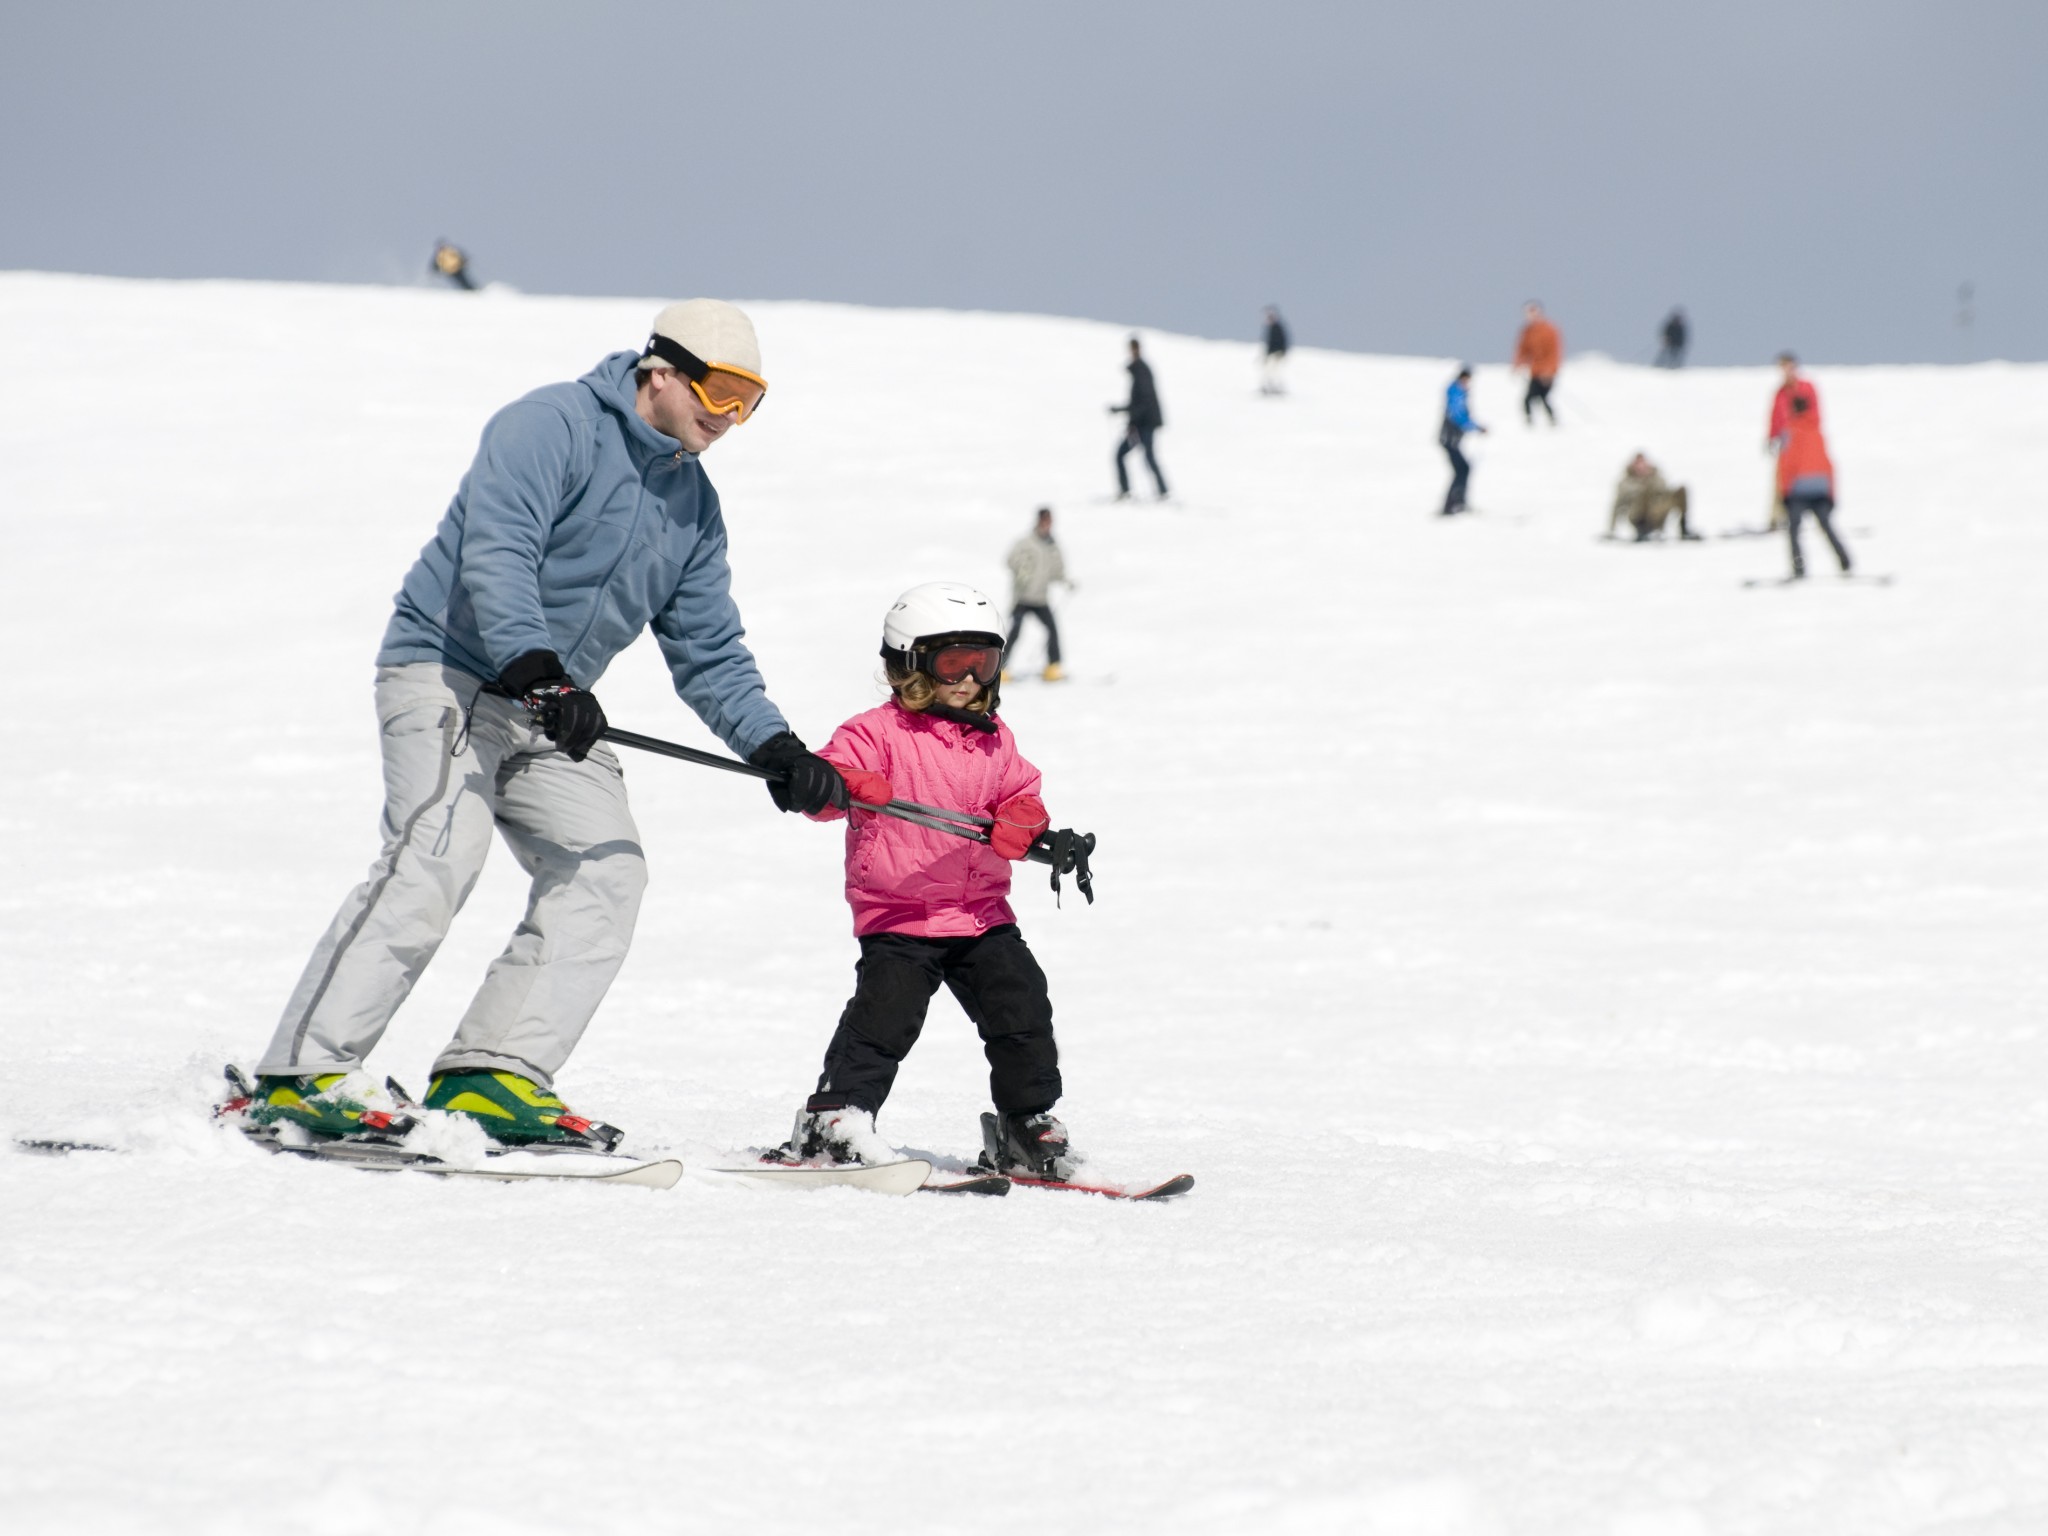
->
<box><xmin>638</xmin><ymin>366</ymin><xmax>738</xmax><ymax>454</ymax></box>
<box><xmin>1778</xmin><ymin>357</ymin><xmax>1798</xmax><ymax>384</ymax></box>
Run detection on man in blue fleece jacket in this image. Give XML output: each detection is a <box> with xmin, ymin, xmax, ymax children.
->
<box><xmin>246</xmin><ymin>300</ymin><xmax>843</xmax><ymax>1148</ymax></box>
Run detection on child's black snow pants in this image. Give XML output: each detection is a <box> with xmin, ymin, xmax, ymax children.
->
<box><xmin>807</xmin><ymin>925</ymin><xmax>1061</xmax><ymax>1119</ymax></box>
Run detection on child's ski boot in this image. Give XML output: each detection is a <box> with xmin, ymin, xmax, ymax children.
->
<box><xmin>771</xmin><ymin>1103</ymin><xmax>895</xmax><ymax>1167</ymax></box>
<box><xmin>978</xmin><ymin>1109</ymin><xmax>1079</xmax><ymax>1181</ymax></box>
<box><xmin>422</xmin><ymin>1071</ymin><xmax>623</xmax><ymax>1152</ymax></box>
<box><xmin>221</xmin><ymin>1065</ymin><xmax>416</xmax><ymax>1144</ymax></box>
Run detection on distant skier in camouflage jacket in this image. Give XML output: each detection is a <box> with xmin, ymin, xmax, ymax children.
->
<box><xmin>1004</xmin><ymin>507</ymin><xmax>1070</xmax><ymax>680</ymax></box>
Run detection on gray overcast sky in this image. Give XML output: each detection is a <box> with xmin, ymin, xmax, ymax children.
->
<box><xmin>4</xmin><ymin>1</ymin><xmax>2041</xmax><ymax>364</ymax></box>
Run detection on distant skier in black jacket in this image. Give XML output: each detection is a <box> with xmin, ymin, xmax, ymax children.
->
<box><xmin>1656</xmin><ymin>307</ymin><xmax>1688</xmax><ymax>368</ymax></box>
<box><xmin>1111</xmin><ymin>337</ymin><xmax>1168</xmax><ymax>499</ymax></box>
<box><xmin>1261</xmin><ymin>306</ymin><xmax>1290</xmax><ymax>394</ymax></box>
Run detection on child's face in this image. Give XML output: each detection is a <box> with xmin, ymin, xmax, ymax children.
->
<box><xmin>933</xmin><ymin>674</ymin><xmax>982</xmax><ymax>708</ymax></box>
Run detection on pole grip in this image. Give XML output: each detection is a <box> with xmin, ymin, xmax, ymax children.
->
<box><xmin>1026</xmin><ymin>830</ymin><xmax>1096</xmax><ymax>867</ymax></box>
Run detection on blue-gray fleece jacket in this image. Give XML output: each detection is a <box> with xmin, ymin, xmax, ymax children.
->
<box><xmin>378</xmin><ymin>351</ymin><xmax>788</xmax><ymax>758</ymax></box>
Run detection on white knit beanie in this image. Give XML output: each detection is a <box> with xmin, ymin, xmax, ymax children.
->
<box><xmin>639</xmin><ymin>299</ymin><xmax>762</xmax><ymax>374</ymax></box>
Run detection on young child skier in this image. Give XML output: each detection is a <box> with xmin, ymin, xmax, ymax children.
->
<box><xmin>775</xmin><ymin>582</ymin><xmax>1079</xmax><ymax>1180</ymax></box>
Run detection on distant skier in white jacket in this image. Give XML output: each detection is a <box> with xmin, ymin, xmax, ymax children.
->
<box><xmin>1003</xmin><ymin>507</ymin><xmax>1070</xmax><ymax>682</ymax></box>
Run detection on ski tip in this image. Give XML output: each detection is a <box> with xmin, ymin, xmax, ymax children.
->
<box><xmin>1009</xmin><ymin>1171</ymin><xmax>1195</xmax><ymax>1201</ymax></box>
<box><xmin>596</xmin><ymin>1158</ymin><xmax>684</xmax><ymax>1190</ymax></box>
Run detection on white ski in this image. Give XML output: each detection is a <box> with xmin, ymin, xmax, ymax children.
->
<box><xmin>270</xmin><ymin>1138</ymin><xmax>683</xmax><ymax>1187</ymax></box>
<box><xmin>14</xmin><ymin>1134</ymin><xmax>685</xmax><ymax>1189</ymax></box>
<box><xmin>702</xmin><ymin>1158</ymin><xmax>934</xmax><ymax>1196</ymax></box>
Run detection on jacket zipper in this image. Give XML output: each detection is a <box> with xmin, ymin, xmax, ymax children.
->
<box><xmin>567</xmin><ymin>450</ymin><xmax>661</xmax><ymax>666</ymax></box>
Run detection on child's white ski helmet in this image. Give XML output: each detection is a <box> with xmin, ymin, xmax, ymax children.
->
<box><xmin>881</xmin><ymin>582</ymin><xmax>1004</xmax><ymax>661</ymax></box>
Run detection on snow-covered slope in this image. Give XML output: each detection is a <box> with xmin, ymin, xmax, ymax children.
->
<box><xmin>3</xmin><ymin>272</ymin><xmax>2044</xmax><ymax>1535</ymax></box>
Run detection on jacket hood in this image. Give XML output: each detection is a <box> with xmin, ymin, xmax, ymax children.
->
<box><xmin>580</xmin><ymin>350</ymin><xmax>693</xmax><ymax>461</ymax></box>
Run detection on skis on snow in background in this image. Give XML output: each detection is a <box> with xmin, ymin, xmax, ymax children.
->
<box><xmin>1741</xmin><ymin>573</ymin><xmax>1895</xmax><ymax>588</ymax></box>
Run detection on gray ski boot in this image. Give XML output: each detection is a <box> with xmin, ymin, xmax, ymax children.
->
<box><xmin>978</xmin><ymin>1109</ymin><xmax>1078</xmax><ymax>1181</ymax></box>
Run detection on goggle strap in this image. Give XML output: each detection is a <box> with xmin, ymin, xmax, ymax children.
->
<box><xmin>642</xmin><ymin>334</ymin><xmax>711</xmax><ymax>381</ymax></box>
<box><xmin>643</xmin><ymin>334</ymin><xmax>766</xmax><ymax>392</ymax></box>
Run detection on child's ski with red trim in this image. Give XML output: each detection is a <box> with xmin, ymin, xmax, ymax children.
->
<box><xmin>1007</xmin><ymin>1172</ymin><xmax>1194</xmax><ymax>1201</ymax></box>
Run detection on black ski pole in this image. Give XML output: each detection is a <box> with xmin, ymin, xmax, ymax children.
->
<box><xmin>599</xmin><ymin>726</ymin><xmax>1089</xmax><ymax>876</ymax></box>
<box><xmin>603</xmin><ymin>727</ymin><xmax>987</xmax><ymax>842</ymax></box>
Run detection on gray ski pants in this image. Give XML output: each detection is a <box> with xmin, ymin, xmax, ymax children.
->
<box><xmin>256</xmin><ymin>662</ymin><xmax>647</xmax><ymax>1088</ymax></box>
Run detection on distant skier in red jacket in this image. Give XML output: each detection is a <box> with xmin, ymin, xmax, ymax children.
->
<box><xmin>1765</xmin><ymin>352</ymin><xmax>1821</xmax><ymax>530</ymax></box>
<box><xmin>1776</xmin><ymin>394</ymin><xmax>1852</xmax><ymax>579</ymax></box>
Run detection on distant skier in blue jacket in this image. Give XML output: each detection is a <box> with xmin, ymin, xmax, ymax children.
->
<box><xmin>242</xmin><ymin>301</ymin><xmax>848</xmax><ymax>1150</ymax></box>
<box><xmin>1439</xmin><ymin>367</ymin><xmax>1487</xmax><ymax>515</ymax></box>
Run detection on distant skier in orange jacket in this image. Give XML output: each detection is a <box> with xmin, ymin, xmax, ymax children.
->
<box><xmin>1512</xmin><ymin>302</ymin><xmax>1562</xmax><ymax>426</ymax></box>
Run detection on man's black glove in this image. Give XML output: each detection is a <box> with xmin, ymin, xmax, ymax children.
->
<box><xmin>498</xmin><ymin>649</ymin><xmax>607</xmax><ymax>763</ymax></box>
<box><xmin>747</xmin><ymin>730</ymin><xmax>849</xmax><ymax>815</ymax></box>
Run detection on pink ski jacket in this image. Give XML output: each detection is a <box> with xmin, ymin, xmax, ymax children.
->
<box><xmin>811</xmin><ymin>700</ymin><xmax>1044</xmax><ymax>938</ymax></box>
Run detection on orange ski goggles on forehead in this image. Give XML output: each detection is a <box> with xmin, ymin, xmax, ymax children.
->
<box><xmin>642</xmin><ymin>334</ymin><xmax>768</xmax><ymax>422</ymax></box>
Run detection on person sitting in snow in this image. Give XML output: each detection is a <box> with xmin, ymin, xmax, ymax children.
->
<box><xmin>773</xmin><ymin>582</ymin><xmax>1091</xmax><ymax>1182</ymax></box>
<box><xmin>1606</xmin><ymin>452</ymin><xmax>1699</xmax><ymax>541</ymax></box>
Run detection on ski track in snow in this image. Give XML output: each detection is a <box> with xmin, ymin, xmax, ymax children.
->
<box><xmin>3</xmin><ymin>273</ymin><xmax>2046</xmax><ymax>1535</ymax></box>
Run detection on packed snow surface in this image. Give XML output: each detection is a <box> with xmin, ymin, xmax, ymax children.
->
<box><xmin>3</xmin><ymin>272</ymin><xmax>2045</xmax><ymax>1535</ymax></box>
